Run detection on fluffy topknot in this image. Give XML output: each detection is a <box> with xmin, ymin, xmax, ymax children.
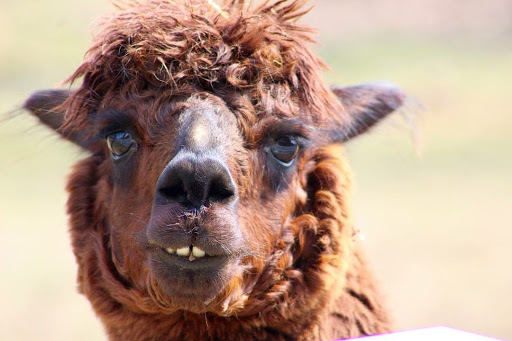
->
<box><xmin>63</xmin><ymin>0</ymin><xmax>345</xmax><ymax>132</ymax></box>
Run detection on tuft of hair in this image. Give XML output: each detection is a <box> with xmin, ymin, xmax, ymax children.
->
<box><xmin>61</xmin><ymin>0</ymin><xmax>345</xmax><ymax>135</ymax></box>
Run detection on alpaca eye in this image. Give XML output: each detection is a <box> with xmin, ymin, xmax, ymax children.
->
<box><xmin>106</xmin><ymin>131</ymin><xmax>134</xmax><ymax>158</ymax></box>
<box><xmin>271</xmin><ymin>136</ymin><xmax>299</xmax><ymax>166</ymax></box>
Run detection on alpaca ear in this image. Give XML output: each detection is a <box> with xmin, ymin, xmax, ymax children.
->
<box><xmin>24</xmin><ymin>89</ymin><xmax>90</xmax><ymax>149</ymax></box>
<box><xmin>331</xmin><ymin>82</ymin><xmax>406</xmax><ymax>142</ymax></box>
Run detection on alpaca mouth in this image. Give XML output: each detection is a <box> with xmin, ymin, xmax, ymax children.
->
<box><xmin>145</xmin><ymin>221</ymin><xmax>243</xmax><ymax>305</ymax></box>
<box><xmin>147</xmin><ymin>243</ymin><xmax>238</xmax><ymax>304</ymax></box>
<box><xmin>145</xmin><ymin>201</ymin><xmax>243</xmax><ymax>305</ymax></box>
<box><xmin>156</xmin><ymin>245</ymin><xmax>230</xmax><ymax>270</ymax></box>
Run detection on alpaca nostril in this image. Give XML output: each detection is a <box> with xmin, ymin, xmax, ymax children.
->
<box><xmin>208</xmin><ymin>174</ymin><xmax>236</xmax><ymax>205</ymax></box>
<box><xmin>155</xmin><ymin>153</ymin><xmax>236</xmax><ymax>208</ymax></box>
<box><xmin>158</xmin><ymin>182</ymin><xmax>188</xmax><ymax>205</ymax></box>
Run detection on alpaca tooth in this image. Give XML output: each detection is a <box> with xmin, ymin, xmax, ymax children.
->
<box><xmin>176</xmin><ymin>246</ymin><xmax>191</xmax><ymax>257</ymax></box>
<box><xmin>192</xmin><ymin>246</ymin><xmax>206</xmax><ymax>258</ymax></box>
<box><xmin>165</xmin><ymin>247</ymin><xmax>175</xmax><ymax>254</ymax></box>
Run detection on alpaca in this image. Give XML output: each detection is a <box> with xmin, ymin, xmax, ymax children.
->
<box><xmin>24</xmin><ymin>1</ymin><xmax>406</xmax><ymax>339</ymax></box>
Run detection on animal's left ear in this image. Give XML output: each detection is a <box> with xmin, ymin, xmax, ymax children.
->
<box><xmin>331</xmin><ymin>82</ymin><xmax>406</xmax><ymax>142</ymax></box>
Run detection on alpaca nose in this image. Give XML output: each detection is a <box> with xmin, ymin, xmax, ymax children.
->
<box><xmin>154</xmin><ymin>153</ymin><xmax>236</xmax><ymax>209</ymax></box>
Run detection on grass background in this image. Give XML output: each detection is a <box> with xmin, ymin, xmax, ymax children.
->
<box><xmin>1</xmin><ymin>0</ymin><xmax>511</xmax><ymax>340</ymax></box>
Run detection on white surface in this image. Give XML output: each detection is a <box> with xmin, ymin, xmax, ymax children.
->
<box><xmin>351</xmin><ymin>327</ymin><xmax>503</xmax><ymax>341</ymax></box>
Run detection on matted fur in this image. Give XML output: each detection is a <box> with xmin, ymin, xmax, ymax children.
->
<box><xmin>29</xmin><ymin>1</ymin><xmax>395</xmax><ymax>340</ymax></box>
<box><xmin>62</xmin><ymin>0</ymin><xmax>346</xmax><ymax>138</ymax></box>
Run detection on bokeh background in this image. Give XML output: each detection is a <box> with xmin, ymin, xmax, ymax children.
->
<box><xmin>1</xmin><ymin>0</ymin><xmax>511</xmax><ymax>340</ymax></box>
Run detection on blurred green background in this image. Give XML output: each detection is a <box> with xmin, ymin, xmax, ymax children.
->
<box><xmin>1</xmin><ymin>1</ymin><xmax>511</xmax><ymax>340</ymax></box>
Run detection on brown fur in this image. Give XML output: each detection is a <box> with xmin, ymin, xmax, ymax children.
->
<box><xmin>24</xmin><ymin>1</ymin><xmax>405</xmax><ymax>340</ymax></box>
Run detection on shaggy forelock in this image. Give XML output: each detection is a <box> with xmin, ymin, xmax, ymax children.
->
<box><xmin>63</xmin><ymin>0</ymin><xmax>346</xmax><ymax>132</ymax></box>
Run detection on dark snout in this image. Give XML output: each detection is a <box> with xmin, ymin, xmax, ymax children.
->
<box><xmin>154</xmin><ymin>151</ymin><xmax>236</xmax><ymax>209</ymax></box>
<box><xmin>144</xmin><ymin>100</ymin><xmax>244</xmax><ymax>303</ymax></box>
<box><xmin>147</xmin><ymin>150</ymin><xmax>240</xmax><ymax>264</ymax></box>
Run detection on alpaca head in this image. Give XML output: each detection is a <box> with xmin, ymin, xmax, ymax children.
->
<box><xmin>24</xmin><ymin>0</ymin><xmax>405</xmax><ymax>319</ymax></box>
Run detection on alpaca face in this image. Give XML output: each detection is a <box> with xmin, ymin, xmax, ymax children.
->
<box><xmin>24</xmin><ymin>85</ymin><xmax>404</xmax><ymax>315</ymax></box>
<box><xmin>23</xmin><ymin>0</ymin><xmax>407</xmax><ymax>325</ymax></box>
<box><xmin>79</xmin><ymin>90</ymin><xmax>321</xmax><ymax>312</ymax></box>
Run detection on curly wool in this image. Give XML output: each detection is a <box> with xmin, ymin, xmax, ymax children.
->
<box><xmin>62</xmin><ymin>0</ymin><xmax>345</xmax><ymax>134</ymax></box>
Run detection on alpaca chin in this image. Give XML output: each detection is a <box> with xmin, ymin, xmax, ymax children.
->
<box><xmin>147</xmin><ymin>252</ymin><xmax>242</xmax><ymax>313</ymax></box>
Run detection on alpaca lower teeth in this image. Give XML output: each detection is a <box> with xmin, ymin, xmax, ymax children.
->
<box><xmin>172</xmin><ymin>246</ymin><xmax>206</xmax><ymax>260</ymax></box>
<box><xmin>192</xmin><ymin>246</ymin><xmax>206</xmax><ymax>258</ymax></box>
<box><xmin>176</xmin><ymin>247</ymin><xmax>191</xmax><ymax>257</ymax></box>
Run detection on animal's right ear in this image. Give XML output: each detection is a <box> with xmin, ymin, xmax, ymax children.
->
<box><xmin>24</xmin><ymin>89</ymin><xmax>90</xmax><ymax>149</ymax></box>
